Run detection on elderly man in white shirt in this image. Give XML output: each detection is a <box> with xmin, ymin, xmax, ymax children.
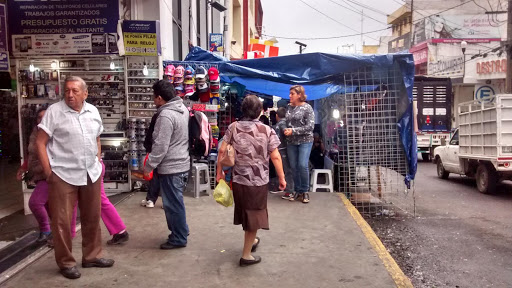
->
<box><xmin>36</xmin><ymin>76</ymin><xmax>114</xmax><ymax>280</ymax></box>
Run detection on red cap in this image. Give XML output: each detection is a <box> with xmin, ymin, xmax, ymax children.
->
<box><xmin>208</xmin><ymin>67</ymin><xmax>219</xmax><ymax>81</ymax></box>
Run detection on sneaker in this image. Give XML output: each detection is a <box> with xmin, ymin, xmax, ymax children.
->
<box><xmin>302</xmin><ymin>193</ymin><xmax>310</xmax><ymax>204</ymax></box>
<box><xmin>289</xmin><ymin>193</ymin><xmax>303</xmax><ymax>202</ymax></box>
<box><xmin>107</xmin><ymin>231</ymin><xmax>129</xmax><ymax>245</ymax></box>
<box><xmin>36</xmin><ymin>232</ymin><xmax>51</xmax><ymax>243</ymax></box>
<box><xmin>140</xmin><ymin>199</ymin><xmax>147</xmax><ymax>207</ymax></box>
<box><xmin>145</xmin><ymin>200</ymin><xmax>155</xmax><ymax>208</ymax></box>
<box><xmin>281</xmin><ymin>193</ymin><xmax>293</xmax><ymax>200</ymax></box>
<box><xmin>269</xmin><ymin>190</ymin><xmax>283</xmax><ymax>194</ymax></box>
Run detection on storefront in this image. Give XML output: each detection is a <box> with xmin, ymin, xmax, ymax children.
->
<box><xmin>6</xmin><ymin>1</ymin><xmax>161</xmax><ymax>215</ymax></box>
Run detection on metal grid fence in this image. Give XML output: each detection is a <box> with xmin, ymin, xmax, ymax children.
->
<box><xmin>332</xmin><ymin>66</ymin><xmax>415</xmax><ymax>217</ymax></box>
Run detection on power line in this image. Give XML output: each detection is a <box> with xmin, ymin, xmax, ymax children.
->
<box><xmin>261</xmin><ymin>27</ymin><xmax>391</xmax><ymax>40</ymax></box>
<box><xmin>343</xmin><ymin>0</ymin><xmax>390</xmax><ymax>16</ymax></box>
<box><xmin>298</xmin><ymin>0</ymin><xmax>380</xmax><ymax>41</ymax></box>
<box><xmin>327</xmin><ymin>0</ymin><xmax>388</xmax><ymax>24</ymax></box>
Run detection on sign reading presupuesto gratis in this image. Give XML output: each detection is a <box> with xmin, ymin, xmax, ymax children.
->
<box><xmin>122</xmin><ymin>20</ymin><xmax>161</xmax><ymax>56</ymax></box>
<box><xmin>8</xmin><ymin>0</ymin><xmax>120</xmax><ymax>56</ymax></box>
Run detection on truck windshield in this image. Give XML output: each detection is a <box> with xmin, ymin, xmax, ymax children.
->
<box><xmin>450</xmin><ymin>130</ymin><xmax>459</xmax><ymax>145</ymax></box>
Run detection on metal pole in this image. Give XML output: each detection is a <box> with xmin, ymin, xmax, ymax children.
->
<box><xmin>506</xmin><ymin>0</ymin><xmax>512</xmax><ymax>93</ymax></box>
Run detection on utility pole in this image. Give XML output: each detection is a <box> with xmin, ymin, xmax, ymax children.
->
<box><xmin>506</xmin><ymin>0</ymin><xmax>512</xmax><ymax>93</ymax></box>
<box><xmin>410</xmin><ymin>0</ymin><xmax>414</xmax><ymax>47</ymax></box>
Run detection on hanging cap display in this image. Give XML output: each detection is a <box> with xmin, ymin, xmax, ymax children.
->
<box><xmin>196</xmin><ymin>66</ymin><xmax>207</xmax><ymax>79</ymax></box>
<box><xmin>175</xmin><ymin>66</ymin><xmax>185</xmax><ymax>77</ymax></box>
<box><xmin>164</xmin><ymin>64</ymin><xmax>175</xmax><ymax>76</ymax></box>
<box><xmin>185</xmin><ymin>66</ymin><xmax>195</xmax><ymax>78</ymax></box>
<box><xmin>199</xmin><ymin>90</ymin><xmax>210</xmax><ymax>103</ymax></box>
<box><xmin>208</xmin><ymin>67</ymin><xmax>220</xmax><ymax>82</ymax></box>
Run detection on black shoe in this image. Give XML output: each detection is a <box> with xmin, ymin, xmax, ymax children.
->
<box><xmin>36</xmin><ymin>232</ymin><xmax>51</xmax><ymax>243</ymax></box>
<box><xmin>160</xmin><ymin>242</ymin><xmax>187</xmax><ymax>250</ymax></box>
<box><xmin>60</xmin><ymin>266</ymin><xmax>81</xmax><ymax>279</ymax></box>
<box><xmin>302</xmin><ymin>193</ymin><xmax>310</xmax><ymax>204</ymax></box>
<box><xmin>251</xmin><ymin>237</ymin><xmax>260</xmax><ymax>252</ymax></box>
<box><xmin>289</xmin><ymin>193</ymin><xmax>303</xmax><ymax>201</ymax></box>
<box><xmin>107</xmin><ymin>231</ymin><xmax>129</xmax><ymax>245</ymax></box>
<box><xmin>239</xmin><ymin>256</ymin><xmax>262</xmax><ymax>267</ymax></box>
<box><xmin>82</xmin><ymin>258</ymin><xmax>115</xmax><ymax>268</ymax></box>
<box><xmin>281</xmin><ymin>193</ymin><xmax>293</xmax><ymax>200</ymax></box>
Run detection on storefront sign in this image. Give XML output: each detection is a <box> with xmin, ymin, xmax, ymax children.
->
<box><xmin>475</xmin><ymin>85</ymin><xmax>497</xmax><ymax>103</ymax></box>
<box><xmin>209</xmin><ymin>33</ymin><xmax>223</xmax><ymax>52</ymax></box>
<box><xmin>8</xmin><ymin>0</ymin><xmax>119</xmax><ymax>55</ymax></box>
<box><xmin>476</xmin><ymin>59</ymin><xmax>507</xmax><ymax>74</ymax></box>
<box><xmin>427</xmin><ymin>43</ymin><xmax>464</xmax><ymax>77</ymax></box>
<box><xmin>122</xmin><ymin>20</ymin><xmax>161</xmax><ymax>56</ymax></box>
<box><xmin>412</xmin><ymin>14</ymin><xmax>503</xmax><ymax>45</ymax></box>
<box><xmin>0</xmin><ymin>4</ymin><xmax>8</xmax><ymax>71</ymax></box>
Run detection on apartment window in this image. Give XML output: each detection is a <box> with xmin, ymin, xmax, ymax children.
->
<box><xmin>173</xmin><ymin>0</ymin><xmax>183</xmax><ymax>60</ymax></box>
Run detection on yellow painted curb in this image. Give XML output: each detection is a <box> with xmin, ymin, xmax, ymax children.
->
<box><xmin>338</xmin><ymin>193</ymin><xmax>414</xmax><ymax>288</ymax></box>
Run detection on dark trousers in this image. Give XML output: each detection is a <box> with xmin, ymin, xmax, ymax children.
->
<box><xmin>146</xmin><ymin>170</ymin><xmax>160</xmax><ymax>203</ymax></box>
<box><xmin>280</xmin><ymin>149</ymin><xmax>294</xmax><ymax>193</ymax></box>
<box><xmin>48</xmin><ymin>173</ymin><xmax>102</xmax><ymax>269</ymax></box>
<box><xmin>160</xmin><ymin>171</ymin><xmax>189</xmax><ymax>246</ymax></box>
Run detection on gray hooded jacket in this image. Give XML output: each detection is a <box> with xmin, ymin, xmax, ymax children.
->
<box><xmin>144</xmin><ymin>97</ymin><xmax>190</xmax><ymax>175</ymax></box>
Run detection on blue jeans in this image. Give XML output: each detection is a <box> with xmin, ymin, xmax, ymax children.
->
<box><xmin>287</xmin><ymin>142</ymin><xmax>313</xmax><ymax>194</ymax></box>
<box><xmin>160</xmin><ymin>171</ymin><xmax>189</xmax><ymax>246</ymax></box>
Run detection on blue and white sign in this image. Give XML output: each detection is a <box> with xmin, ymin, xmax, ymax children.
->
<box><xmin>475</xmin><ymin>85</ymin><xmax>496</xmax><ymax>103</ymax></box>
<box><xmin>8</xmin><ymin>0</ymin><xmax>119</xmax><ymax>56</ymax></box>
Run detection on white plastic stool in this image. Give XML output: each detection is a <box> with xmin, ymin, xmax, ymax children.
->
<box><xmin>191</xmin><ymin>163</ymin><xmax>211</xmax><ymax>198</ymax></box>
<box><xmin>310</xmin><ymin>169</ymin><xmax>334</xmax><ymax>193</ymax></box>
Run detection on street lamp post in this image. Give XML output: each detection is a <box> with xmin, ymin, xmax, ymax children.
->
<box><xmin>461</xmin><ymin>40</ymin><xmax>468</xmax><ymax>80</ymax></box>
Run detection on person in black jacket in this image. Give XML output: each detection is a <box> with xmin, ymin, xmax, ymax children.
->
<box><xmin>140</xmin><ymin>112</ymin><xmax>161</xmax><ymax>208</ymax></box>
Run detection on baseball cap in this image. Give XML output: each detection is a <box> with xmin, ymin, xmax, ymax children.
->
<box><xmin>173</xmin><ymin>76</ymin><xmax>184</xmax><ymax>84</ymax></box>
<box><xmin>175</xmin><ymin>66</ymin><xmax>185</xmax><ymax>77</ymax></box>
<box><xmin>196</xmin><ymin>66</ymin><xmax>207</xmax><ymax>79</ymax></box>
<box><xmin>208</xmin><ymin>67</ymin><xmax>219</xmax><ymax>82</ymax></box>
<box><xmin>185</xmin><ymin>84</ymin><xmax>196</xmax><ymax>97</ymax></box>
<box><xmin>210</xmin><ymin>83</ymin><xmax>220</xmax><ymax>93</ymax></box>
<box><xmin>185</xmin><ymin>66</ymin><xmax>195</xmax><ymax>79</ymax></box>
<box><xmin>164</xmin><ymin>64</ymin><xmax>175</xmax><ymax>76</ymax></box>
<box><xmin>184</xmin><ymin>78</ymin><xmax>195</xmax><ymax>85</ymax></box>
<box><xmin>197</xmin><ymin>82</ymin><xmax>209</xmax><ymax>93</ymax></box>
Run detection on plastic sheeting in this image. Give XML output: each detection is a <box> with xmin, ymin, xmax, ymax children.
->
<box><xmin>183</xmin><ymin>46</ymin><xmax>417</xmax><ymax>183</ymax></box>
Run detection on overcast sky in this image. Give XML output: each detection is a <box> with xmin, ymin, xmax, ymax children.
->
<box><xmin>260</xmin><ymin>0</ymin><xmax>404</xmax><ymax>55</ymax></box>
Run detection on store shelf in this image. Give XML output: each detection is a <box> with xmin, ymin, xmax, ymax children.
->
<box><xmin>129</xmin><ymin>100</ymin><xmax>154</xmax><ymax>103</ymax></box>
<box><xmin>128</xmin><ymin>115</ymin><xmax>153</xmax><ymax>119</ymax></box>
<box><xmin>129</xmin><ymin>85</ymin><xmax>153</xmax><ymax>87</ymax></box>
<box><xmin>128</xmin><ymin>93</ymin><xmax>153</xmax><ymax>95</ymax></box>
<box><xmin>84</xmin><ymin>81</ymin><xmax>124</xmax><ymax>83</ymax></box>
<box><xmin>129</xmin><ymin>108</ymin><xmax>156</xmax><ymax>111</ymax></box>
<box><xmin>127</xmin><ymin>68</ymin><xmax>159</xmax><ymax>71</ymax></box>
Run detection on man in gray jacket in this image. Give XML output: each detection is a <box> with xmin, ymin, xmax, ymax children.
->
<box><xmin>144</xmin><ymin>80</ymin><xmax>190</xmax><ymax>249</ymax></box>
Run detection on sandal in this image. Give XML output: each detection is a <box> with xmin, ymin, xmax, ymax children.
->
<box><xmin>302</xmin><ymin>193</ymin><xmax>310</xmax><ymax>204</ymax></box>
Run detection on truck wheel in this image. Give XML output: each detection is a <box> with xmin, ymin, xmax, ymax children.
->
<box><xmin>437</xmin><ymin>159</ymin><xmax>449</xmax><ymax>179</ymax></box>
<box><xmin>476</xmin><ymin>164</ymin><xmax>498</xmax><ymax>194</ymax></box>
<box><xmin>422</xmin><ymin>153</ymin><xmax>430</xmax><ymax>162</ymax></box>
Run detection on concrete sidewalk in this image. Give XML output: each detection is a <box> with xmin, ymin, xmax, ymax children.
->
<box><xmin>1</xmin><ymin>192</ymin><xmax>396</xmax><ymax>288</ymax></box>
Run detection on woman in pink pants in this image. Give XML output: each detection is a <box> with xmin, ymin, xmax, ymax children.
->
<box><xmin>99</xmin><ymin>161</ymin><xmax>129</xmax><ymax>244</ymax></box>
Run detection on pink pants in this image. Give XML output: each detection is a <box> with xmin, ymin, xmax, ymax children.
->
<box><xmin>28</xmin><ymin>162</ymin><xmax>126</xmax><ymax>237</ymax></box>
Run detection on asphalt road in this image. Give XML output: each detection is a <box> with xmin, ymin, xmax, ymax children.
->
<box><xmin>368</xmin><ymin>162</ymin><xmax>512</xmax><ymax>288</ymax></box>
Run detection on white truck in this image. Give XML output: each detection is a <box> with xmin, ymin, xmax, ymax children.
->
<box><xmin>433</xmin><ymin>94</ymin><xmax>512</xmax><ymax>194</ymax></box>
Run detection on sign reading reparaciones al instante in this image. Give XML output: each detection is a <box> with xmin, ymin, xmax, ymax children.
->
<box><xmin>8</xmin><ymin>0</ymin><xmax>119</xmax><ymax>56</ymax></box>
<box><xmin>122</xmin><ymin>20</ymin><xmax>161</xmax><ymax>56</ymax></box>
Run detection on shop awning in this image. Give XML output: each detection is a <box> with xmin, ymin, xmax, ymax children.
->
<box><xmin>184</xmin><ymin>46</ymin><xmax>417</xmax><ymax>184</ymax></box>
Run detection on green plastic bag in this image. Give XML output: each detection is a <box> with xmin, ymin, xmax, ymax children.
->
<box><xmin>213</xmin><ymin>179</ymin><xmax>233</xmax><ymax>207</ymax></box>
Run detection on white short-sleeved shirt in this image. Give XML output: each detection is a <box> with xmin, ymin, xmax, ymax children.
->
<box><xmin>38</xmin><ymin>100</ymin><xmax>103</xmax><ymax>186</ymax></box>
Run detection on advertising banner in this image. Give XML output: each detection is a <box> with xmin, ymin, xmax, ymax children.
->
<box><xmin>412</xmin><ymin>14</ymin><xmax>503</xmax><ymax>45</ymax></box>
<box><xmin>122</xmin><ymin>20</ymin><xmax>161</xmax><ymax>56</ymax></box>
<box><xmin>427</xmin><ymin>42</ymin><xmax>464</xmax><ymax>77</ymax></box>
<box><xmin>0</xmin><ymin>4</ymin><xmax>8</xmax><ymax>71</ymax></box>
<box><xmin>209</xmin><ymin>33</ymin><xmax>223</xmax><ymax>52</ymax></box>
<box><xmin>8</xmin><ymin>0</ymin><xmax>119</xmax><ymax>56</ymax></box>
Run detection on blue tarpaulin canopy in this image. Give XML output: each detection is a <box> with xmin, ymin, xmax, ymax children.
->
<box><xmin>183</xmin><ymin>46</ymin><xmax>417</xmax><ymax>183</ymax></box>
